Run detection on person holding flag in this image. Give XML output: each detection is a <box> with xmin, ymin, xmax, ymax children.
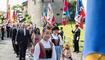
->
<box><xmin>83</xmin><ymin>0</ymin><xmax>105</xmax><ymax>60</ymax></box>
<box><xmin>71</xmin><ymin>25</ymin><xmax>80</xmax><ymax>53</ymax></box>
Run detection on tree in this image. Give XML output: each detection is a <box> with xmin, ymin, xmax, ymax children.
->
<box><xmin>20</xmin><ymin>14</ymin><xmax>32</xmax><ymax>24</ymax></box>
<box><xmin>12</xmin><ymin>5</ymin><xmax>23</xmax><ymax>22</ymax></box>
<box><xmin>68</xmin><ymin>0</ymin><xmax>76</xmax><ymax>22</ymax></box>
<box><xmin>0</xmin><ymin>11</ymin><xmax>6</xmax><ymax>24</ymax></box>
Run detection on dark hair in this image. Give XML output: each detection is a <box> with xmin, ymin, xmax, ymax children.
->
<box><xmin>52</xmin><ymin>26</ymin><xmax>59</xmax><ymax>31</ymax></box>
<box><xmin>34</xmin><ymin>28</ymin><xmax>40</xmax><ymax>35</ymax></box>
<box><xmin>42</xmin><ymin>26</ymin><xmax>52</xmax><ymax>33</ymax></box>
<box><xmin>75</xmin><ymin>25</ymin><xmax>79</xmax><ymax>28</ymax></box>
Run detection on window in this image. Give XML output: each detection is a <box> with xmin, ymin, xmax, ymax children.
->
<box><xmin>32</xmin><ymin>0</ymin><xmax>36</xmax><ymax>4</ymax></box>
<box><xmin>42</xmin><ymin>0</ymin><xmax>44</xmax><ymax>3</ymax></box>
<box><xmin>52</xmin><ymin>0</ymin><xmax>54</xmax><ymax>2</ymax></box>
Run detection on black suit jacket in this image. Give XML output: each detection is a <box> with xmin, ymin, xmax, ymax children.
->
<box><xmin>72</xmin><ymin>28</ymin><xmax>80</xmax><ymax>41</ymax></box>
<box><xmin>1</xmin><ymin>27</ymin><xmax>4</xmax><ymax>35</ymax></box>
<box><xmin>12</xmin><ymin>28</ymin><xmax>17</xmax><ymax>41</ymax></box>
<box><xmin>16</xmin><ymin>28</ymin><xmax>32</xmax><ymax>45</ymax></box>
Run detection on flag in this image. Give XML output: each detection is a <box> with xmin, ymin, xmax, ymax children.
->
<box><xmin>44</xmin><ymin>8</ymin><xmax>47</xmax><ymax>17</ymax></box>
<box><xmin>47</xmin><ymin>3</ymin><xmax>56</xmax><ymax>25</ymax></box>
<box><xmin>75</xmin><ymin>0</ymin><xmax>85</xmax><ymax>29</ymax></box>
<box><xmin>83</xmin><ymin>0</ymin><xmax>105</xmax><ymax>59</ymax></box>
<box><xmin>12</xmin><ymin>10</ymin><xmax>17</xmax><ymax>23</ymax></box>
<box><xmin>41</xmin><ymin>13</ymin><xmax>46</xmax><ymax>27</ymax></box>
<box><xmin>43</xmin><ymin>8</ymin><xmax>47</xmax><ymax>23</ymax></box>
<box><xmin>7</xmin><ymin>5</ymin><xmax>11</xmax><ymax>24</ymax></box>
<box><xmin>41</xmin><ymin>8</ymin><xmax>48</xmax><ymax>27</ymax></box>
<box><xmin>62</xmin><ymin>0</ymin><xmax>70</xmax><ymax>26</ymax></box>
<box><xmin>47</xmin><ymin>3</ymin><xmax>52</xmax><ymax>24</ymax></box>
<box><xmin>7</xmin><ymin>0</ymin><xmax>11</xmax><ymax>24</ymax></box>
<box><xmin>51</xmin><ymin>15</ymin><xmax>56</xmax><ymax>25</ymax></box>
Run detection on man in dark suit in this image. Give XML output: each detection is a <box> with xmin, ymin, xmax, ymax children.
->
<box><xmin>6</xmin><ymin>24</ymin><xmax>10</xmax><ymax>38</ymax></box>
<box><xmin>12</xmin><ymin>24</ymin><xmax>19</xmax><ymax>57</ymax></box>
<box><xmin>16</xmin><ymin>24</ymin><xmax>32</xmax><ymax>60</ymax></box>
<box><xmin>71</xmin><ymin>25</ymin><xmax>80</xmax><ymax>53</ymax></box>
<box><xmin>1</xmin><ymin>25</ymin><xmax>5</xmax><ymax>40</ymax></box>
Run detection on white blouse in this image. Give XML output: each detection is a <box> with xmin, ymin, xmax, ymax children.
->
<box><xmin>50</xmin><ymin>34</ymin><xmax>63</xmax><ymax>46</ymax></box>
<box><xmin>34</xmin><ymin>39</ymin><xmax>56</xmax><ymax>60</ymax></box>
<box><xmin>64</xmin><ymin>58</ymin><xmax>71</xmax><ymax>60</ymax></box>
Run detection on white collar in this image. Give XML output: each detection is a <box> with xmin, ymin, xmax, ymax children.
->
<box><xmin>52</xmin><ymin>34</ymin><xmax>57</xmax><ymax>36</ymax></box>
<box><xmin>41</xmin><ymin>39</ymin><xmax>49</xmax><ymax>43</ymax></box>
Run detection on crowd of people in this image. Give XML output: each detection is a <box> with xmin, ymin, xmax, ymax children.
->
<box><xmin>0</xmin><ymin>23</ymin><xmax>81</xmax><ymax>60</ymax></box>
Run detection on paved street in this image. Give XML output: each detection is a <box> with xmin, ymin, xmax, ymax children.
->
<box><xmin>0</xmin><ymin>38</ymin><xmax>82</xmax><ymax>60</ymax></box>
<box><xmin>0</xmin><ymin>38</ymin><xmax>18</xmax><ymax>60</ymax></box>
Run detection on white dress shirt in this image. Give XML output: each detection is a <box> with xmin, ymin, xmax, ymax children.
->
<box><xmin>24</xmin><ymin>28</ymin><xmax>26</xmax><ymax>36</ymax></box>
<box><xmin>34</xmin><ymin>39</ymin><xmax>56</xmax><ymax>60</ymax></box>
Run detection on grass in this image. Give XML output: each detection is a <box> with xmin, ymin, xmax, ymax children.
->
<box><xmin>59</xmin><ymin>22</ymin><xmax>85</xmax><ymax>51</ymax></box>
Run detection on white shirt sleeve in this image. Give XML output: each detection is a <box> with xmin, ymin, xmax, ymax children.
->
<box><xmin>34</xmin><ymin>43</ymin><xmax>40</xmax><ymax>60</ymax></box>
<box><xmin>52</xmin><ymin>44</ymin><xmax>57</xmax><ymax>60</ymax></box>
<box><xmin>59</xmin><ymin>35</ymin><xmax>63</xmax><ymax>45</ymax></box>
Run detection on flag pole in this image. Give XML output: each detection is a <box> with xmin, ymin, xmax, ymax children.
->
<box><xmin>7</xmin><ymin>0</ymin><xmax>8</xmax><ymax>12</ymax></box>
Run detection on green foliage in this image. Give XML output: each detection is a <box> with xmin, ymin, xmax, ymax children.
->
<box><xmin>68</xmin><ymin>0</ymin><xmax>76</xmax><ymax>22</ymax></box>
<box><xmin>12</xmin><ymin>5</ymin><xmax>23</xmax><ymax>10</ymax></box>
<box><xmin>12</xmin><ymin>5</ymin><xmax>23</xmax><ymax>22</ymax></box>
<box><xmin>0</xmin><ymin>11</ymin><xmax>6</xmax><ymax>24</ymax></box>
<box><xmin>20</xmin><ymin>14</ymin><xmax>32</xmax><ymax>24</ymax></box>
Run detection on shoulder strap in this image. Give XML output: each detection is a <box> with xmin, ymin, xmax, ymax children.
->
<box><xmin>49</xmin><ymin>42</ymin><xmax>53</xmax><ymax>48</ymax></box>
<box><xmin>38</xmin><ymin>42</ymin><xmax>46</xmax><ymax>58</ymax></box>
<box><xmin>51</xmin><ymin>34</ymin><xmax>54</xmax><ymax>39</ymax></box>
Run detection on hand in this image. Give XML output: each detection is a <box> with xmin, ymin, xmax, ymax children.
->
<box><xmin>30</xmin><ymin>43</ymin><xmax>33</xmax><ymax>46</ymax></box>
<box><xmin>71</xmin><ymin>28</ymin><xmax>73</xmax><ymax>31</ymax></box>
<box><xmin>77</xmin><ymin>37</ymin><xmax>79</xmax><ymax>40</ymax></box>
<box><xmin>60</xmin><ymin>45</ymin><xmax>63</xmax><ymax>48</ymax></box>
<box><xmin>15</xmin><ymin>41</ymin><xmax>18</xmax><ymax>45</ymax></box>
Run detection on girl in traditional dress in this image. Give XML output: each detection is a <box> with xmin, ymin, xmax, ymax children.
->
<box><xmin>31</xmin><ymin>28</ymin><xmax>41</xmax><ymax>54</ymax></box>
<box><xmin>34</xmin><ymin>26</ymin><xmax>56</xmax><ymax>60</ymax></box>
<box><xmin>60</xmin><ymin>44</ymin><xmax>72</xmax><ymax>60</ymax></box>
<box><xmin>51</xmin><ymin>26</ymin><xmax>63</xmax><ymax>60</ymax></box>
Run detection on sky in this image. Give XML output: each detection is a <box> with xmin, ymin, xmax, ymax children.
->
<box><xmin>0</xmin><ymin>0</ymin><xmax>27</xmax><ymax>12</ymax></box>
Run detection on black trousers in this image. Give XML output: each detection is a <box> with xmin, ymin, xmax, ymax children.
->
<box><xmin>19</xmin><ymin>43</ymin><xmax>27</xmax><ymax>60</ymax></box>
<box><xmin>12</xmin><ymin>41</ymin><xmax>19</xmax><ymax>55</ymax></box>
<box><xmin>73</xmin><ymin>40</ymin><xmax>79</xmax><ymax>52</ymax></box>
<box><xmin>1</xmin><ymin>33</ymin><xmax>4</xmax><ymax>40</ymax></box>
<box><xmin>7</xmin><ymin>31</ymin><xmax>10</xmax><ymax>38</ymax></box>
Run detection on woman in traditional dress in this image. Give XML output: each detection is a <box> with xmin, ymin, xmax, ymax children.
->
<box><xmin>51</xmin><ymin>26</ymin><xmax>63</xmax><ymax>60</ymax></box>
<box><xmin>34</xmin><ymin>26</ymin><xmax>56</xmax><ymax>60</ymax></box>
